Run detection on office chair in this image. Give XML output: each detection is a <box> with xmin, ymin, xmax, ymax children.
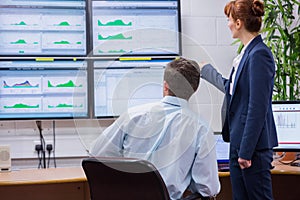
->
<box><xmin>82</xmin><ymin>157</ymin><xmax>208</xmax><ymax>200</ymax></box>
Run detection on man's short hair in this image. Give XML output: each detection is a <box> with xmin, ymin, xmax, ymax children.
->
<box><xmin>164</xmin><ymin>58</ymin><xmax>200</xmax><ymax>100</ymax></box>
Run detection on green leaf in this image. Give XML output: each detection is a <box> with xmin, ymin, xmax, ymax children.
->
<box><xmin>262</xmin><ymin>0</ymin><xmax>300</xmax><ymax>100</ymax></box>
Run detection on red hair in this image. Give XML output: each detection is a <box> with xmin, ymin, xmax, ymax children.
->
<box><xmin>224</xmin><ymin>0</ymin><xmax>264</xmax><ymax>32</ymax></box>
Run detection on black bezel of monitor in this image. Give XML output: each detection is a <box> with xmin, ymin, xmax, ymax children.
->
<box><xmin>273</xmin><ymin>148</ymin><xmax>300</xmax><ymax>153</ymax></box>
<box><xmin>0</xmin><ymin>0</ymin><xmax>88</xmax><ymax>57</ymax></box>
<box><xmin>89</xmin><ymin>0</ymin><xmax>182</xmax><ymax>57</ymax></box>
<box><xmin>0</xmin><ymin>58</ymin><xmax>90</xmax><ymax>120</ymax></box>
<box><xmin>272</xmin><ymin>100</ymin><xmax>300</xmax><ymax>152</ymax></box>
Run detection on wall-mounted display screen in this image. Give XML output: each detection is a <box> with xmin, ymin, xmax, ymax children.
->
<box><xmin>91</xmin><ymin>0</ymin><xmax>181</xmax><ymax>56</ymax></box>
<box><xmin>0</xmin><ymin>0</ymin><xmax>87</xmax><ymax>56</ymax></box>
<box><xmin>0</xmin><ymin>0</ymin><xmax>182</xmax><ymax>121</ymax></box>
<box><xmin>272</xmin><ymin>101</ymin><xmax>300</xmax><ymax>152</ymax></box>
<box><xmin>93</xmin><ymin>59</ymin><xmax>173</xmax><ymax>117</ymax></box>
<box><xmin>0</xmin><ymin>60</ymin><xmax>88</xmax><ymax>119</ymax></box>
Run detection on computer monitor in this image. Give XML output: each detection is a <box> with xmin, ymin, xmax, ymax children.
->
<box><xmin>0</xmin><ymin>60</ymin><xmax>88</xmax><ymax>119</ymax></box>
<box><xmin>272</xmin><ymin>101</ymin><xmax>300</xmax><ymax>152</ymax></box>
<box><xmin>0</xmin><ymin>0</ymin><xmax>87</xmax><ymax>56</ymax></box>
<box><xmin>90</xmin><ymin>0</ymin><xmax>181</xmax><ymax>56</ymax></box>
<box><xmin>214</xmin><ymin>134</ymin><xmax>230</xmax><ymax>171</ymax></box>
<box><xmin>93</xmin><ymin>58</ymin><xmax>173</xmax><ymax>117</ymax></box>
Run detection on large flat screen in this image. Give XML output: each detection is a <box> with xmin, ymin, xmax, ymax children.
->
<box><xmin>0</xmin><ymin>60</ymin><xmax>88</xmax><ymax>119</ymax></box>
<box><xmin>90</xmin><ymin>0</ymin><xmax>181</xmax><ymax>56</ymax></box>
<box><xmin>0</xmin><ymin>0</ymin><xmax>87</xmax><ymax>56</ymax></box>
<box><xmin>272</xmin><ymin>101</ymin><xmax>300</xmax><ymax>152</ymax></box>
<box><xmin>93</xmin><ymin>59</ymin><xmax>173</xmax><ymax>117</ymax></box>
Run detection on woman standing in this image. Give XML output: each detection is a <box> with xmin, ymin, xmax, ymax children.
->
<box><xmin>201</xmin><ymin>0</ymin><xmax>278</xmax><ymax>199</ymax></box>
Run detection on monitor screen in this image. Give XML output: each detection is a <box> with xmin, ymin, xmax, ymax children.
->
<box><xmin>214</xmin><ymin>134</ymin><xmax>230</xmax><ymax>171</ymax></box>
<box><xmin>272</xmin><ymin>101</ymin><xmax>300</xmax><ymax>152</ymax></box>
<box><xmin>93</xmin><ymin>59</ymin><xmax>173</xmax><ymax>117</ymax></box>
<box><xmin>0</xmin><ymin>60</ymin><xmax>88</xmax><ymax>119</ymax></box>
<box><xmin>0</xmin><ymin>0</ymin><xmax>87</xmax><ymax>56</ymax></box>
<box><xmin>90</xmin><ymin>0</ymin><xmax>181</xmax><ymax>56</ymax></box>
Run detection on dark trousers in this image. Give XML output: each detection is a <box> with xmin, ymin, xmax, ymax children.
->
<box><xmin>229</xmin><ymin>148</ymin><xmax>274</xmax><ymax>200</ymax></box>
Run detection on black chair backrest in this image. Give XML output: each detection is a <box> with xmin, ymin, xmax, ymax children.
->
<box><xmin>82</xmin><ymin>157</ymin><xmax>170</xmax><ymax>200</ymax></box>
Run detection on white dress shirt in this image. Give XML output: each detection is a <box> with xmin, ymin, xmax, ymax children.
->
<box><xmin>230</xmin><ymin>38</ymin><xmax>254</xmax><ymax>95</ymax></box>
<box><xmin>90</xmin><ymin>96</ymin><xmax>221</xmax><ymax>199</ymax></box>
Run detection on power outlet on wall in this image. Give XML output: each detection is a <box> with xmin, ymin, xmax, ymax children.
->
<box><xmin>33</xmin><ymin>140</ymin><xmax>54</xmax><ymax>152</ymax></box>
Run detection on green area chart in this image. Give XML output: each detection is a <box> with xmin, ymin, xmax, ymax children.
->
<box><xmin>10</xmin><ymin>39</ymin><xmax>39</xmax><ymax>44</ymax></box>
<box><xmin>54</xmin><ymin>21</ymin><xmax>82</xmax><ymax>27</ymax></box>
<box><xmin>47</xmin><ymin>80</ymin><xmax>83</xmax><ymax>88</ymax></box>
<box><xmin>11</xmin><ymin>21</ymin><xmax>38</xmax><ymax>26</ymax></box>
<box><xmin>4</xmin><ymin>103</ymin><xmax>39</xmax><ymax>109</ymax></box>
<box><xmin>98</xmin><ymin>19</ymin><xmax>132</xmax><ymax>26</ymax></box>
<box><xmin>98</xmin><ymin>33</ymin><xmax>132</xmax><ymax>40</ymax></box>
<box><xmin>48</xmin><ymin>104</ymin><xmax>83</xmax><ymax>108</ymax></box>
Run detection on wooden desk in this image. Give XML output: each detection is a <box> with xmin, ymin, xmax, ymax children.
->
<box><xmin>0</xmin><ymin>162</ymin><xmax>299</xmax><ymax>200</ymax></box>
<box><xmin>217</xmin><ymin>160</ymin><xmax>300</xmax><ymax>200</ymax></box>
<box><xmin>271</xmin><ymin>160</ymin><xmax>300</xmax><ymax>200</ymax></box>
<box><xmin>0</xmin><ymin>167</ymin><xmax>90</xmax><ymax>200</ymax></box>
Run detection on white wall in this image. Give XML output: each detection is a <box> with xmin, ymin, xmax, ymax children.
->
<box><xmin>181</xmin><ymin>0</ymin><xmax>238</xmax><ymax>132</ymax></box>
<box><xmin>0</xmin><ymin>0</ymin><xmax>238</xmax><ymax>167</ymax></box>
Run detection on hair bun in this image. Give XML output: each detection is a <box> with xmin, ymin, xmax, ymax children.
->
<box><xmin>252</xmin><ymin>0</ymin><xmax>264</xmax><ymax>16</ymax></box>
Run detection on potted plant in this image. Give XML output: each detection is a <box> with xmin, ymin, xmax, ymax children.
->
<box><xmin>262</xmin><ymin>0</ymin><xmax>300</xmax><ymax>100</ymax></box>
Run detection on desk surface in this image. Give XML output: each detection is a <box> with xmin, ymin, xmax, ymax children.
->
<box><xmin>0</xmin><ymin>167</ymin><xmax>87</xmax><ymax>186</ymax></box>
<box><xmin>0</xmin><ymin>163</ymin><xmax>299</xmax><ymax>200</ymax></box>
<box><xmin>218</xmin><ymin>160</ymin><xmax>300</xmax><ymax>199</ymax></box>
<box><xmin>272</xmin><ymin>160</ymin><xmax>300</xmax><ymax>174</ymax></box>
<box><xmin>0</xmin><ymin>160</ymin><xmax>299</xmax><ymax>185</ymax></box>
<box><xmin>218</xmin><ymin>160</ymin><xmax>300</xmax><ymax>177</ymax></box>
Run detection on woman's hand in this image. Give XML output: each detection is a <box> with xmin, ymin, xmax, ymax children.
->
<box><xmin>238</xmin><ymin>157</ymin><xmax>252</xmax><ymax>169</ymax></box>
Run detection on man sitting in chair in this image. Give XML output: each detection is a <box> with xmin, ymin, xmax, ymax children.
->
<box><xmin>90</xmin><ymin>58</ymin><xmax>221</xmax><ymax>199</ymax></box>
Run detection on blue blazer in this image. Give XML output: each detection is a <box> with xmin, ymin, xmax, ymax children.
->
<box><xmin>202</xmin><ymin>35</ymin><xmax>278</xmax><ymax>160</ymax></box>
